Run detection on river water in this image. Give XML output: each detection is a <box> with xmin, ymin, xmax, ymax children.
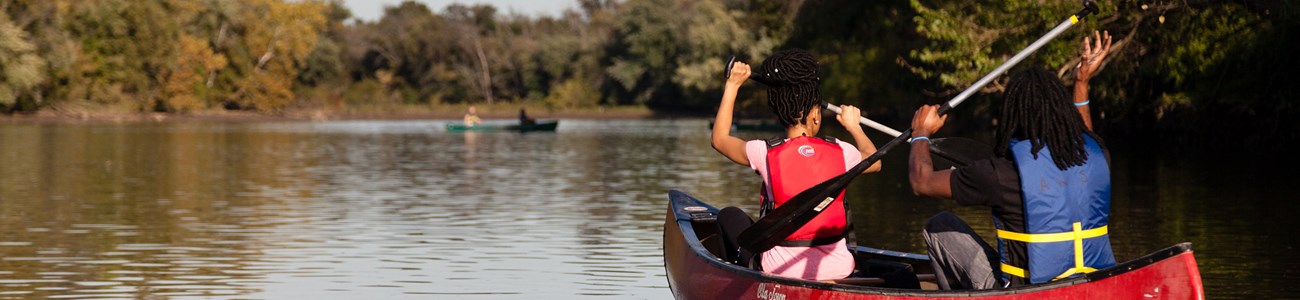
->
<box><xmin>0</xmin><ymin>119</ymin><xmax>1294</xmax><ymax>299</ymax></box>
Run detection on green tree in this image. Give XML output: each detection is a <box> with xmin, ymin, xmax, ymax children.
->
<box><xmin>605</xmin><ymin>0</ymin><xmax>783</xmax><ymax>109</ymax></box>
<box><xmin>296</xmin><ymin>1</ymin><xmax>351</xmax><ymax>88</ymax></box>
<box><xmin>0</xmin><ymin>13</ymin><xmax>47</xmax><ymax>112</ymax></box>
<box><xmin>446</xmin><ymin>4</ymin><xmax>501</xmax><ymax>104</ymax></box>
<box><xmin>905</xmin><ymin>0</ymin><xmax>1298</xmax><ymax>142</ymax></box>
<box><xmin>674</xmin><ymin>0</ymin><xmax>774</xmax><ymax>94</ymax></box>
<box><xmin>357</xmin><ymin>1</ymin><xmax>458</xmax><ymax>103</ymax></box>
<box><xmin>605</xmin><ymin>0</ymin><xmax>685</xmax><ymax>105</ymax></box>
<box><xmin>64</xmin><ymin>0</ymin><xmax>180</xmax><ymax>110</ymax></box>
<box><xmin>908</xmin><ymin>0</ymin><xmax>1087</xmax><ymax>94</ymax></box>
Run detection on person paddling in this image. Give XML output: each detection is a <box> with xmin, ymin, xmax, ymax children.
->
<box><xmin>907</xmin><ymin>31</ymin><xmax>1115</xmax><ymax>289</ymax></box>
<box><xmin>464</xmin><ymin>105</ymin><xmax>482</xmax><ymax>127</ymax></box>
<box><xmin>519</xmin><ymin>108</ymin><xmax>535</xmax><ymax>126</ymax></box>
<box><xmin>711</xmin><ymin>49</ymin><xmax>881</xmax><ymax>281</ymax></box>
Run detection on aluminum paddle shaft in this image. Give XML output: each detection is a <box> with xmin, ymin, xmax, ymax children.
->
<box><xmin>938</xmin><ymin>1</ymin><xmax>1099</xmax><ymax>115</ymax></box>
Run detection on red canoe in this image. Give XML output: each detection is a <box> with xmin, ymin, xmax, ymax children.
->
<box><xmin>664</xmin><ymin>190</ymin><xmax>1205</xmax><ymax>299</ymax></box>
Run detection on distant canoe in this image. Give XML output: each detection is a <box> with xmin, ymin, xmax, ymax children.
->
<box><xmin>664</xmin><ymin>190</ymin><xmax>1206</xmax><ymax>300</ymax></box>
<box><xmin>447</xmin><ymin>120</ymin><xmax>558</xmax><ymax>132</ymax></box>
<box><xmin>709</xmin><ymin>120</ymin><xmax>785</xmax><ymax>132</ymax></box>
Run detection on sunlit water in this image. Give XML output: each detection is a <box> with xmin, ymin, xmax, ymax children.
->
<box><xmin>0</xmin><ymin>119</ymin><xmax>1294</xmax><ymax>299</ymax></box>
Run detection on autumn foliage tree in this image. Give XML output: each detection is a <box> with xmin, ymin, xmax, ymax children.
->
<box><xmin>0</xmin><ymin>13</ymin><xmax>46</xmax><ymax>112</ymax></box>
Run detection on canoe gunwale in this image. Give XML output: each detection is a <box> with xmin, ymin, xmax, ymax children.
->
<box><xmin>666</xmin><ymin>190</ymin><xmax>1197</xmax><ymax>297</ymax></box>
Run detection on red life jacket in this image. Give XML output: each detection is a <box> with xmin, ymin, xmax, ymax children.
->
<box><xmin>761</xmin><ymin>136</ymin><xmax>850</xmax><ymax>246</ymax></box>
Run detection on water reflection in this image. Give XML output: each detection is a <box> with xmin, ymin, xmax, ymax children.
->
<box><xmin>0</xmin><ymin>121</ymin><xmax>684</xmax><ymax>299</ymax></box>
<box><xmin>0</xmin><ymin>119</ymin><xmax>1294</xmax><ymax>299</ymax></box>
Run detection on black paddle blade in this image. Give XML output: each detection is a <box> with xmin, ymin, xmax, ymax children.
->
<box><xmin>932</xmin><ymin>138</ymin><xmax>993</xmax><ymax>160</ymax></box>
<box><xmin>929</xmin><ymin>138</ymin><xmax>994</xmax><ymax>168</ymax></box>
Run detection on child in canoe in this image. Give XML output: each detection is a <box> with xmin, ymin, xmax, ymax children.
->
<box><xmin>711</xmin><ymin>49</ymin><xmax>881</xmax><ymax>281</ymax></box>
<box><xmin>464</xmin><ymin>105</ymin><xmax>482</xmax><ymax>127</ymax></box>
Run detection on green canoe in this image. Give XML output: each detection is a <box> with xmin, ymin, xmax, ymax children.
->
<box><xmin>446</xmin><ymin>120</ymin><xmax>558</xmax><ymax>132</ymax></box>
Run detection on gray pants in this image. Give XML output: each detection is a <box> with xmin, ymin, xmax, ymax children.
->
<box><xmin>923</xmin><ymin>211</ymin><xmax>1003</xmax><ymax>290</ymax></box>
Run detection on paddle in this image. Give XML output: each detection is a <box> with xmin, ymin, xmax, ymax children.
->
<box><xmin>822</xmin><ymin>102</ymin><xmax>990</xmax><ymax>167</ymax></box>
<box><xmin>722</xmin><ymin>59</ymin><xmax>989</xmax><ymax>167</ymax></box>
<box><xmin>734</xmin><ymin>0</ymin><xmax>1100</xmax><ymax>255</ymax></box>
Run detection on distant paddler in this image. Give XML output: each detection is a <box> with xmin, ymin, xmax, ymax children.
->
<box><xmin>464</xmin><ymin>105</ymin><xmax>482</xmax><ymax>127</ymax></box>
<box><xmin>519</xmin><ymin>108</ymin><xmax>535</xmax><ymax>126</ymax></box>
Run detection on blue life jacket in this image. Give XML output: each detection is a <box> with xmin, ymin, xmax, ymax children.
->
<box><xmin>996</xmin><ymin>134</ymin><xmax>1116</xmax><ymax>284</ymax></box>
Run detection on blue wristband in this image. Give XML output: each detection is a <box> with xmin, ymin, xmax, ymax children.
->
<box><xmin>909</xmin><ymin>136</ymin><xmax>930</xmax><ymax>144</ymax></box>
<box><xmin>1074</xmin><ymin>99</ymin><xmax>1090</xmax><ymax>107</ymax></box>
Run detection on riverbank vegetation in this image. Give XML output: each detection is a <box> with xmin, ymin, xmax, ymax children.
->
<box><xmin>1</xmin><ymin>0</ymin><xmax>1295</xmax><ymax>143</ymax></box>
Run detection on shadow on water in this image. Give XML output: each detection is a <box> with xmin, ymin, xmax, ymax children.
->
<box><xmin>0</xmin><ymin>119</ymin><xmax>1293</xmax><ymax>299</ymax></box>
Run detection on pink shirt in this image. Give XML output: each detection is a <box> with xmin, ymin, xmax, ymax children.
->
<box><xmin>745</xmin><ymin>139</ymin><xmax>860</xmax><ymax>281</ymax></box>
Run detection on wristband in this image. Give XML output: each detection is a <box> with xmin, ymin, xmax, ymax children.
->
<box><xmin>908</xmin><ymin>136</ymin><xmax>930</xmax><ymax>144</ymax></box>
<box><xmin>1074</xmin><ymin>99</ymin><xmax>1090</xmax><ymax>107</ymax></box>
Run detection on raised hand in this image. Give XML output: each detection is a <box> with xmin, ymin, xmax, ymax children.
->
<box><xmin>1076</xmin><ymin>30</ymin><xmax>1112</xmax><ymax>83</ymax></box>
<box><xmin>726</xmin><ymin>61</ymin><xmax>751</xmax><ymax>89</ymax></box>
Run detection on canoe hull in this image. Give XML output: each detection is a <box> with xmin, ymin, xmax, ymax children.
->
<box><xmin>505</xmin><ymin>120</ymin><xmax>558</xmax><ymax>132</ymax></box>
<box><xmin>446</xmin><ymin>120</ymin><xmax>558</xmax><ymax>132</ymax></box>
<box><xmin>446</xmin><ymin>124</ymin><xmax>500</xmax><ymax>131</ymax></box>
<box><xmin>664</xmin><ymin>190</ymin><xmax>1205</xmax><ymax>300</ymax></box>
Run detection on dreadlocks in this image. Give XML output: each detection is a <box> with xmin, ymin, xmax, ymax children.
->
<box><xmin>759</xmin><ymin>49</ymin><xmax>821</xmax><ymax>128</ymax></box>
<box><xmin>994</xmin><ymin>67</ymin><xmax>1090</xmax><ymax>170</ymax></box>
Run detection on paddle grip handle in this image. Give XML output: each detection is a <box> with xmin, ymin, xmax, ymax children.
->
<box><xmin>723</xmin><ymin>55</ymin><xmax>773</xmax><ymax>85</ymax></box>
<box><xmin>1079</xmin><ymin>0</ymin><xmax>1100</xmax><ymax>18</ymax></box>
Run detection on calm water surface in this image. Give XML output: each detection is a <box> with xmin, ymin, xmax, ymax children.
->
<box><xmin>0</xmin><ymin>119</ymin><xmax>1295</xmax><ymax>299</ymax></box>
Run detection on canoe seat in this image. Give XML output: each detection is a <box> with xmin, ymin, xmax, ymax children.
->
<box><xmin>688</xmin><ymin>207</ymin><xmax>760</xmax><ymax>269</ymax></box>
<box><xmin>687</xmin><ymin>211</ymin><xmax>727</xmax><ymax>260</ymax></box>
<box><xmin>716</xmin><ymin>206</ymin><xmax>759</xmax><ymax>270</ymax></box>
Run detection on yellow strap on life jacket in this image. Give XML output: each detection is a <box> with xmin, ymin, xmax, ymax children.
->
<box><xmin>1001</xmin><ymin>263</ymin><xmax>1027</xmax><ymax>278</ymax></box>
<box><xmin>997</xmin><ymin>222</ymin><xmax>1107</xmax><ymax>280</ymax></box>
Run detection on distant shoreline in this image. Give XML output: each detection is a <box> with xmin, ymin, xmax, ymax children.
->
<box><xmin>0</xmin><ymin>106</ymin><xmax>716</xmax><ymax>124</ymax></box>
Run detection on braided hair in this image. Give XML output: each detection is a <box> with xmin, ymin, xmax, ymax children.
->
<box><xmin>994</xmin><ymin>67</ymin><xmax>1090</xmax><ymax>170</ymax></box>
<box><xmin>759</xmin><ymin>49</ymin><xmax>821</xmax><ymax>128</ymax></box>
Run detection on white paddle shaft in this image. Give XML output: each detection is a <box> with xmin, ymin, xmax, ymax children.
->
<box><xmin>823</xmin><ymin>103</ymin><xmax>904</xmax><ymax>137</ymax></box>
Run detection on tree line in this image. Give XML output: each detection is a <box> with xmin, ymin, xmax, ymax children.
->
<box><xmin>2</xmin><ymin>0</ymin><xmax>1296</xmax><ymax>142</ymax></box>
<box><xmin>0</xmin><ymin>0</ymin><xmax>786</xmax><ymax>113</ymax></box>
